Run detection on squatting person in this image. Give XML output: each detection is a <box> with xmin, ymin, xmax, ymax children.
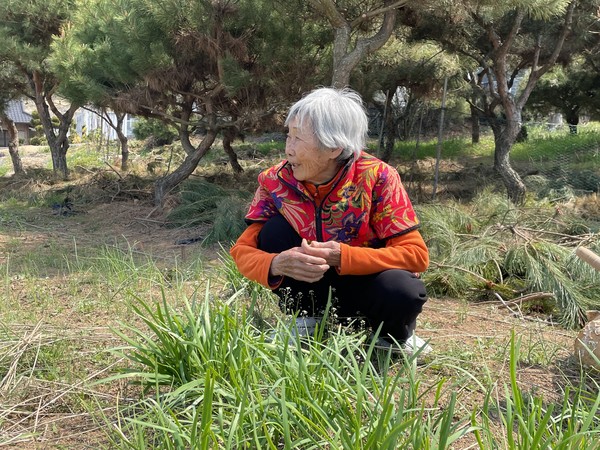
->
<box><xmin>230</xmin><ymin>87</ymin><xmax>431</xmax><ymax>353</ymax></box>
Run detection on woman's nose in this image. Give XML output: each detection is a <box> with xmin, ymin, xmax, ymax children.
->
<box><xmin>286</xmin><ymin>141</ymin><xmax>295</xmax><ymax>155</ymax></box>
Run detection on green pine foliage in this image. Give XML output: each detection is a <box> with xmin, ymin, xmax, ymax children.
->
<box><xmin>204</xmin><ymin>196</ymin><xmax>250</xmax><ymax>245</ymax></box>
<box><xmin>418</xmin><ymin>190</ymin><xmax>600</xmax><ymax>328</ymax></box>
<box><xmin>503</xmin><ymin>242</ymin><xmax>591</xmax><ymax>327</ymax></box>
<box><xmin>166</xmin><ymin>179</ymin><xmax>227</xmax><ymax>227</ymax></box>
<box><xmin>132</xmin><ymin>118</ymin><xmax>177</xmax><ymax>148</ymax></box>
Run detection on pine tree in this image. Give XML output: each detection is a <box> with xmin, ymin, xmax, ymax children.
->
<box><xmin>0</xmin><ymin>63</ymin><xmax>27</xmax><ymax>174</ymax></box>
<box><xmin>402</xmin><ymin>0</ymin><xmax>599</xmax><ymax>203</ymax></box>
<box><xmin>529</xmin><ymin>61</ymin><xmax>600</xmax><ymax>133</ymax></box>
<box><xmin>54</xmin><ymin>0</ymin><xmax>326</xmax><ymax>205</ymax></box>
<box><xmin>0</xmin><ymin>0</ymin><xmax>79</xmax><ymax>178</ymax></box>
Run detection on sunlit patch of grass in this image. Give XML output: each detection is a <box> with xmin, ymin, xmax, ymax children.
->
<box><xmin>390</xmin><ymin>136</ymin><xmax>495</xmax><ymax>161</ymax></box>
<box><xmin>39</xmin><ymin>144</ymin><xmax>109</xmax><ymax>171</ymax></box>
<box><xmin>233</xmin><ymin>140</ymin><xmax>286</xmax><ymax>158</ymax></box>
<box><xmin>5</xmin><ymin>241</ymin><xmax>74</xmax><ymax>278</ymax></box>
<box><xmin>0</xmin><ymin>196</ymin><xmax>29</xmax><ymax>212</ymax></box>
<box><xmin>512</xmin><ymin>130</ymin><xmax>600</xmax><ymax>165</ymax></box>
<box><xmin>384</xmin><ymin>122</ymin><xmax>599</xmax><ymax>172</ymax></box>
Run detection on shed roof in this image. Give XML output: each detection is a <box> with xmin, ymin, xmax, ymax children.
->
<box><xmin>4</xmin><ymin>100</ymin><xmax>32</xmax><ymax>124</ymax></box>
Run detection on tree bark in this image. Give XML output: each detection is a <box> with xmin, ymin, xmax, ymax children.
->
<box><xmin>565</xmin><ymin>108</ymin><xmax>579</xmax><ymax>135</ymax></box>
<box><xmin>154</xmin><ymin>130</ymin><xmax>218</xmax><ymax>206</ymax></box>
<box><xmin>471</xmin><ymin>3</ymin><xmax>574</xmax><ymax>205</ymax></box>
<box><xmin>222</xmin><ymin>128</ymin><xmax>243</xmax><ymax>174</ymax></box>
<box><xmin>30</xmin><ymin>70</ymin><xmax>77</xmax><ymax>179</ymax></box>
<box><xmin>0</xmin><ymin>112</ymin><xmax>25</xmax><ymax>175</ymax></box>
<box><xmin>470</xmin><ymin>103</ymin><xmax>480</xmax><ymax>144</ymax></box>
<box><xmin>309</xmin><ymin>0</ymin><xmax>405</xmax><ymax>88</ymax></box>
<box><xmin>490</xmin><ymin>119</ymin><xmax>525</xmax><ymax>204</ymax></box>
<box><xmin>115</xmin><ymin>113</ymin><xmax>129</xmax><ymax>171</ymax></box>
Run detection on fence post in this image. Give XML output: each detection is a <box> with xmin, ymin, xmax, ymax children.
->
<box><xmin>432</xmin><ymin>77</ymin><xmax>448</xmax><ymax>201</ymax></box>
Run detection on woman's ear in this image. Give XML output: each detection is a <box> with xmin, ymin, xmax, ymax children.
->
<box><xmin>330</xmin><ymin>147</ymin><xmax>343</xmax><ymax>160</ymax></box>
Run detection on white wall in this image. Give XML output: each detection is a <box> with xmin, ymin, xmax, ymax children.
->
<box><xmin>74</xmin><ymin>109</ymin><xmax>136</xmax><ymax>140</ymax></box>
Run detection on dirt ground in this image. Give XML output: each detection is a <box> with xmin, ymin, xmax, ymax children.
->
<box><xmin>0</xmin><ymin>146</ymin><xmax>591</xmax><ymax>448</ymax></box>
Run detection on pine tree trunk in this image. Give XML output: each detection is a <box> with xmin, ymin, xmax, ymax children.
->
<box><xmin>0</xmin><ymin>112</ymin><xmax>25</xmax><ymax>175</ymax></box>
<box><xmin>222</xmin><ymin>129</ymin><xmax>243</xmax><ymax>174</ymax></box>
<box><xmin>154</xmin><ymin>130</ymin><xmax>217</xmax><ymax>206</ymax></box>
<box><xmin>565</xmin><ymin>109</ymin><xmax>579</xmax><ymax>135</ymax></box>
<box><xmin>320</xmin><ymin>2</ymin><xmax>398</xmax><ymax>88</ymax></box>
<box><xmin>31</xmin><ymin>71</ymin><xmax>76</xmax><ymax>179</ymax></box>
<box><xmin>50</xmin><ymin>145</ymin><xmax>69</xmax><ymax>177</ymax></box>
<box><xmin>117</xmin><ymin>129</ymin><xmax>129</xmax><ymax>171</ymax></box>
<box><xmin>470</xmin><ymin>104</ymin><xmax>480</xmax><ymax>144</ymax></box>
<box><xmin>491</xmin><ymin>119</ymin><xmax>526</xmax><ymax>204</ymax></box>
<box><xmin>115</xmin><ymin>115</ymin><xmax>129</xmax><ymax>171</ymax></box>
<box><xmin>33</xmin><ymin>97</ymin><xmax>73</xmax><ymax>179</ymax></box>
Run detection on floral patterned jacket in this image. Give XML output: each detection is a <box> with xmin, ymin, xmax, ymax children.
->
<box><xmin>245</xmin><ymin>152</ymin><xmax>420</xmax><ymax>248</ymax></box>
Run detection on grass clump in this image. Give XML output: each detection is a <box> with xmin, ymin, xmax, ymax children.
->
<box><xmin>103</xmin><ymin>287</ymin><xmax>600</xmax><ymax>449</ymax></box>
<box><xmin>105</xmin><ymin>288</ymin><xmax>473</xmax><ymax>449</ymax></box>
<box><xmin>473</xmin><ymin>335</ymin><xmax>600</xmax><ymax>449</ymax></box>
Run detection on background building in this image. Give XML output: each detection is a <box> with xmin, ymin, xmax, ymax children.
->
<box><xmin>0</xmin><ymin>100</ymin><xmax>32</xmax><ymax>146</ymax></box>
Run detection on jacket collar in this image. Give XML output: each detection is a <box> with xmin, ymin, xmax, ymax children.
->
<box><xmin>276</xmin><ymin>153</ymin><xmax>358</xmax><ymax>194</ymax></box>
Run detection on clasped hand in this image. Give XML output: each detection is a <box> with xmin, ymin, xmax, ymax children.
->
<box><xmin>270</xmin><ymin>239</ymin><xmax>341</xmax><ymax>283</ymax></box>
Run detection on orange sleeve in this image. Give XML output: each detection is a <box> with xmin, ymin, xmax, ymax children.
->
<box><xmin>231</xmin><ymin>224</ymin><xmax>429</xmax><ymax>284</ymax></box>
<box><xmin>338</xmin><ymin>229</ymin><xmax>429</xmax><ymax>276</ymax></box>
<box><xmin>229</xmin><ymin>223</ymin><xmax>282</xmax><ymax>289</ymax></box>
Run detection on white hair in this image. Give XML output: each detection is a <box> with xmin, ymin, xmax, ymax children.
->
<box><xmin>285</xmin><ymin>87</ymin><xmax>368</xmax><ymax>161</ymax></box>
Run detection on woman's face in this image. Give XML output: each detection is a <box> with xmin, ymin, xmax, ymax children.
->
<box><xmin>285</xmin><ymin>117</ymin><xmax>342</xmax><ymax>185</ymax></box>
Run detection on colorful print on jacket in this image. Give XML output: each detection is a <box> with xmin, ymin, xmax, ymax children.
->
<box><xmin>245</xmin><ymin>152</ymin><xmax>420</xmax><ymax>247</ymax></box>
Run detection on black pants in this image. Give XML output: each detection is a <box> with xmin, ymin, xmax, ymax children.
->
<box><xmin>258</xmin><ymin>215</ymin><xmax>428</xmax><ymax>342</ymax></box>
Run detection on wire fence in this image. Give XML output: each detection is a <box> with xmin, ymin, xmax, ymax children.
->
<box><xmin>367</xmin><ymin>105</ymin><xmax>600</xmax><ymax>203</ymax></box>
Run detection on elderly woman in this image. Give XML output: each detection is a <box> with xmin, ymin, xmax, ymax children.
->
<box><xmin>230</xmin><ymin>87</ymin><xmax>430</xmax><ymax>353</ymax></box>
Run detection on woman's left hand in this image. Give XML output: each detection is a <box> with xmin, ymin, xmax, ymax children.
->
<box><xmin>302</xmin><ymin>239</ymin><xmax>341</xmax><ymax>267</ymax></box>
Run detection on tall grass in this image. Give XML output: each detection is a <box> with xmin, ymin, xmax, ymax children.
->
<box><xmin>473</xmin><ymin>334</ymin><xmax>600</xmax><ymax>449</ymax></box>
<box><xmin>101</xmin><ymin>287</ymin><xmax>600</xmax><ymax>449</ymax></box>
<box><xmin>105</xmin><ymin>288</ymin><xmax>474</xmax><ymax>449</ymax></box>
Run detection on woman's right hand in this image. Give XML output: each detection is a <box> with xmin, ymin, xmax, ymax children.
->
<box><xmin>270</xmin><ymin>239</ymin><xmax>330</xmax><ymax>282</ymax></box>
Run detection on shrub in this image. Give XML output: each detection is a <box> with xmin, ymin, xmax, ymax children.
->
<box><xmin>132</xmin><ymin>118</ymin><xmax>177</xmax><ymax>148</ymax></box>
<box><xmin>29</xmin><ymin>135</ymin><xmax>46</xmax><ymax>146</ymax></box>
<box><xmin>166</xmin><ymin>178</ymin><xmax>250</xmax><ymax>245</ymax></box>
